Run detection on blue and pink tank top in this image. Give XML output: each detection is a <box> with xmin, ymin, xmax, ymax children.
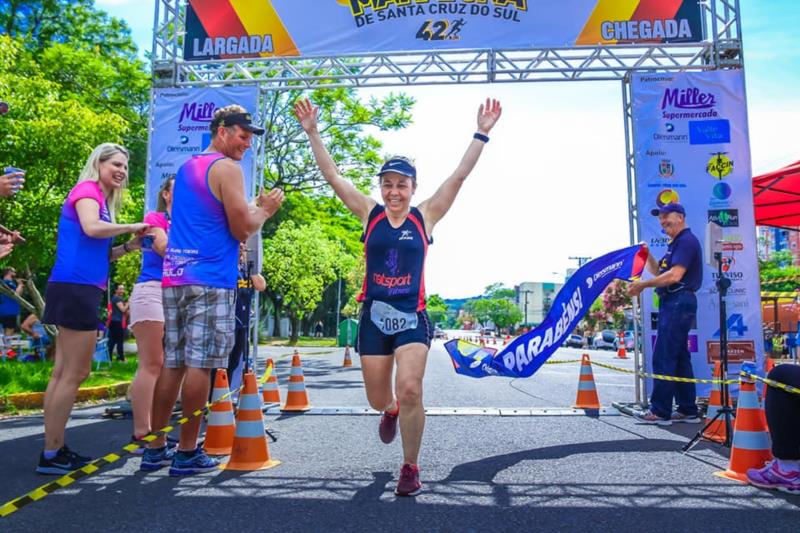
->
<box><xmin>357</xmin><ymin>205</ymin><xmax>431</xmax><ymax>313</ymax></box>
<box><xmin>49</xmin><ymin>181</ymin><xmax>112</xmax><ymax>289</ymax></box>
<box><xmin>136</xmin><ymin>211</ymin><xmax>170</xmax><ymax>284</ymax></box>
<box><xmin>162</xmin><ymin>153</ymin><xmax>239</xmax><ymax>289</ymax></box>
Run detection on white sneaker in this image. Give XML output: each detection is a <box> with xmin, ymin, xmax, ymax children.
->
<box><xmin>671</xmin><ymin>412</ymin><xmax>701</xmax><ymax>424</ymax></box>
<box><xmin>633</xmin><ymin>410</ymin><xmax>672</xmax><ymax>426</ymax></box>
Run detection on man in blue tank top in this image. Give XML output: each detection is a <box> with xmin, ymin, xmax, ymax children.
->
<box><xmin>144</xmin><ymin>105</ymin><xmax>284</xmax><ymax>476</ymax></box>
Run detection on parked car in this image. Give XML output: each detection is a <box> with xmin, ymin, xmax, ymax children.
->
<box><xmin>563</xmin><ymin>334</ymin><xmax>584</xmax><ymax>348</ymax></box>
<box><xmin>480</xmin><ymin>327</ymin><xmax>495</xmax><ymax>336</ymax></box>
<box><xmin>593</xmin><ymin>329</ymin><xmax>617</xmax><ymax>350</ymax></box>
<box><xmin>433</xmin><ymin>327</ymin><xmax>446</xmax><ymax>340</ymax></box>
<box><xmin>614</xmin><ymin>330</ymin><xmax>635</xmax><ymax>351</ymax></box>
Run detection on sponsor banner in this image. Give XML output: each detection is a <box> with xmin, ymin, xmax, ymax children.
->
<box><xmin>444</xmin><ymin>245</ymin><xmax>647</xmax><ymax>378</ymax></box>
<box><xmin>183</xmin><ymin>0</ymin><xmax>704</xmax><ymax>60</ymax></box>
<box><xmin>706</xmin><ymin>341</ymin><xmax>756</xmax><ymax>363</ymax></box>
<box><xmin>631</xmin><ymin>70</ymin><xmax>763</xmax><ymax>397</ymax></box>
<box><xmin>146</xmin><ymin>86</ymin><xmax>258</xmax><ymax>211</ymax></box>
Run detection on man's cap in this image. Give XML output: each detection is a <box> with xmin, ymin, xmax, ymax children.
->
<box><xmin>213</xmin><ymin>112</ymin><xmax>265</xmax><ymax>135</ymax></box>
<box><xmin>378</xmin><ymin>158</ymin><xmax>416</xmax><ymax>179</ymax></box>
<box><xmin>650</xmin><ymin>202</ymin><xmax>686</xmax><ymax>216</ymax></box>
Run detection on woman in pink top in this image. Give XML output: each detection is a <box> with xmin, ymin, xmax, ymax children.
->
<box><xmin>129</xmin><ymin>177</ymin><xmax>174</xmax><ymax>449</ymax></box>
<box><xmin>38</xmin><ymin>143</ymin><xmax>149</xmax><ymax>475</ymax></box>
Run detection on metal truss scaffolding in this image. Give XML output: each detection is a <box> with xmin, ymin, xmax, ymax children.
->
<box><xmin>150</xmin><ymin>0</ymin><xmax>745</xmax><ymax>404</ymax></box>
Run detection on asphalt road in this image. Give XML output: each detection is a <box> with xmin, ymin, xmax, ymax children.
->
<box><xmin>1</xmin><ymin>336</ymin><xmax>798</xmax><ymax>532</ymax></box>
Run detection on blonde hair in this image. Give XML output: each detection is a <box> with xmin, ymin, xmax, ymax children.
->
<box><xmin>77</xmin><ymin>143</ymin><xmax>129</xmax><ymax>222</ymax></box>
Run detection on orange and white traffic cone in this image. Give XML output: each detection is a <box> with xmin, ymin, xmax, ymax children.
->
<box><xmin>343</xmin><ymin>345</ymin><xmax>353</xmax><ymax>368</ymax></box>
<box><xmin>223</xmin><ymin>371</ymin><xmax>280</xmax><ymax>471</ymax></box>
<box><xmin>715</xmin><ymin>375</ymin><xmax>772</xmax><ymax>483</ymax></box>
<box><xmin>616</xmin><ymin>332</ymin><xmax>628</xmax><ymax>359</ymax></box>
<box><xmin>281</xmin><ymin>351</ymin><xmax>312</xmax><ymax>412</ymax></box>
<box><xmin>261</xmin><ymin>358</ymin><xmax>281</xmax><ymax>405</ymax></box>
<box><xmin>504</xmin><ymin>334</ymin><xmax>511</xmax><ymax>346</ymax></box>
<box><xmin>702</xmin><ymin>361</ymin><xmax>731</xmax><ymax>443</ymax></box>
<box><xmin>573</xmin><ymin>354</ymin><xmax>601</xmax><ymax>409</ymax></box>
<box><xmin>203</xmin><ymin>369</ymin><xmax>236</xmax><ymax>455</ymax></box>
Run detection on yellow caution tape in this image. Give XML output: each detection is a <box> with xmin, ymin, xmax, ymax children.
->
<box><xmin>1</xmin><ymin>348</ymin><xmax>337</xmax><ymax>518</ymax></box>
<box><xmin>760</xmin><ymin>290</ymin><xmax>798</xmax><ymax>298</ymax></box>
<box><xmin>590</xmin><ymin>360</ymin><xmax>739</xmax><ymax>385</ymax></box>
<box><xmin>761</xmin><ymin>274</ymin><xmax>800</xmax><ymax>285</ymax></box>
<box><xmin>545</xmin><ymin>359</ymin><xmax>583</xmax><ymax>365</ymax></box>
<box><xmin>742</xmin><ymin>372</ymin><xmax>800</xmax><ymax>396</ymax></box>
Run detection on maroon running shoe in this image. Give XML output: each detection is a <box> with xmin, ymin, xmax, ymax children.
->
<box><xmin>379</xmin><ymin>404</ymin><xmax>399</xmax><ymax>444</ymax></box>
<box><xmin>395</xmin><ymin>463</ymin><xmax>422</xmax><ymax>496</ymax></box>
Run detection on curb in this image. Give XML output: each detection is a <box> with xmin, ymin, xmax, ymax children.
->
<box><xmin>0</xmin><ymin>381</ymin><xmax>131</xmax><ymax>410</ymax></box>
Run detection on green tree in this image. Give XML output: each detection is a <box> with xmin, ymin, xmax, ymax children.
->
<box><xmin>483</xmin><ymin>283</ymin><xmax>515</xmax><ymax>300</ymax></box>
<box><xmin>426</xmin><ymin>294</ymin><xmax>448</xmax><ymax>326</ymax></box>
<box><xmin>1</xmin><ymin>0</ymin><xmax>140</xmax><ymax>59</ymax></box>
<box><xmin>760</xmin><ymin>250</ymin><xmax>800</xmax><ymax>293</ymax></box>
<box><xmin>262</xmin><ymin>221</ymin><xmax>343</xmax><ymax>344</ymax></box>
<box><xmin>487</xmin><ymin>298</ymin><xmax>523</xmax><ymax>332</ymax></box>
<box><xmin>259</xmin><ymin>87</ymin><xmax>413</xmax><ymax>195</ymax></box>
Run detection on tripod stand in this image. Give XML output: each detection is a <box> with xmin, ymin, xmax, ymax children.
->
<box><xmin>683</xmin><ymin>252</ymin><xmax>734</xmax><ymax>451</ymax></box>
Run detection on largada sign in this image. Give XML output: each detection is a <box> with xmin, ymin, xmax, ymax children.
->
<box><xmin>183</xmin><ymin>0</ymin><xmax>704</xmax><ymax>61</ymax></box>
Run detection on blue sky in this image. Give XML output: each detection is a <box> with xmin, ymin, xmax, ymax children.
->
<box><xmin>97</xmin><ymin>0</ymin><xmax>800</xmax><ymax>298</ymax></box>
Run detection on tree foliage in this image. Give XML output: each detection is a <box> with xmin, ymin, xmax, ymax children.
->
<box><xmin>260</xmin><ymin>87</ymin><xmax>413</xmax><ymax>195</ymax></box>
<box><xmin>426</xmin><ymin>294</ymin><xmax>448</xmax><ymax>326</ymax></box>
<box><xmin>1</xmin><ymin>0</ymin><xmax>140</xmax><ymax>59</ymax></box>
<box><xmin>760</xmin><ymin>250</ymin><xmax>800</xmax><ymax>293</ymax></box>
<box><xmin>262</xmin><ymin>221</ymin><xmax>350</xmax><ymax>344</ymax></box>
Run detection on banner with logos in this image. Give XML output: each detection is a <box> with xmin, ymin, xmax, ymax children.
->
<box><xmin>183</xmin><ymin>0</ymin><xmax>704</xmax><ymax>61</ymax></box>
<box><xmin>631</xmin><ymin>70</ymin><xmax>762</xmax><ymax>397</ymax></box>
<box><xmin>146</xmin><ymin>86</ymin><xmax>259</xmax><ymax>211</ymax></box>
<box><xmin>445</xmin><ymin>245</ymin><xmax>647</xmax><ymax>378</ymax></box>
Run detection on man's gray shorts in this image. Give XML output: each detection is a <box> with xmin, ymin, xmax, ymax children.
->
<box><xmin>163</xmin><ymin>285</ymin><xmax>235</xmax><ymax>369</ymax></box>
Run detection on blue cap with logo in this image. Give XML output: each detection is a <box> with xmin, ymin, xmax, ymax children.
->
<box><xmin>650</xmin><ymin>203</ymin><xmax>686</xmax><ymax>217</ymax></box>
<box><xmin>378</xmin><ymin>158</ymin><xmax>416</xmax><ymax>180</ymax></box>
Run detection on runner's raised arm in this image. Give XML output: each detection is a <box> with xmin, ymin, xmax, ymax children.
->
<box><xmin>294</xmin><ymin>98</ymin><xmax>376</xmax><ymax>224</ymax></box>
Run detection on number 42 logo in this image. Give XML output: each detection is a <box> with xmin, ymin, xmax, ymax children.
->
<box><xmin>713</xmin><ymin>313</ymin><xmax>748</xmax><ymax>338</ymax></box>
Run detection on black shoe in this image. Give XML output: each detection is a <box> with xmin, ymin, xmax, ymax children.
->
<box><xmin>36</xmin><ymin>446</ymin><xmax>92</xmax><ymax>475</ymax></box>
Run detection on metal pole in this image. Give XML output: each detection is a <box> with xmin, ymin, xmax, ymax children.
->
<box><xmin>621</xmin><ymin>75</ymin><xmax>645</xmax><ymax>406</ymax></box>
<box><xmin>336</xmin><ymin>277</ymin><xmax>342</xmax><ymax>334</ymax></box>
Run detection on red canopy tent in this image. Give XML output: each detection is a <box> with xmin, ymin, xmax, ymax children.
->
<box><xmin>752</xmin><ymin>160</ymin><xmax>800</xmax><ymax>229</ymax></box>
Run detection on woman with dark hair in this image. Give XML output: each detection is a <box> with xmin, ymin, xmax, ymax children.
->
<box><xmin>129</xmin><ymin>177</ymin><xmax>174</xmax><ymax>464</ymax></box>
<box><xmin>295</xmin><ymin>97</ymin><xmax>501</xmax><ymax>496</ymax></box>
<box><xmin>38</xmin><ymin>143</ymin><xmax>149</xmax><ymax>474</ymax></box>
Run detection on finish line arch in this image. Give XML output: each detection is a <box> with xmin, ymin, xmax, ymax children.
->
<box><xmin>146</xmin><ymin>0</ymin><xmax>757</xmax><ymax>405</ymax></box>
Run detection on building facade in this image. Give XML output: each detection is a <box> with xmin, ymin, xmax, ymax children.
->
<box><xmin>515</xmin><ymin>281</ymin><xmax>564</xmax><ymax>326</ymax></box>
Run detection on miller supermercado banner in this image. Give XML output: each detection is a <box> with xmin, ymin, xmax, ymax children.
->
<box><xmin>146</xmin><ymin>86</ymin><xmax>258</xmax><ymax>211</ymax></box>
<box><xmin>631</xmin><ymin>70</ymin><xmax>763</xmax><ymax>397</ymax></box>
<box><xmin>445</xmin><ymin>245</ymin><xmax>647</xmax><ymax>379</ymax></box>
<box><xmin>183</xmin><ymin>0</ymin><xmax>704</xmax><ymax>61</ymax></box>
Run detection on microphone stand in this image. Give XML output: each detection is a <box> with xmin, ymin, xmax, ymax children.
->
<box><xmin>683</xmin><ymin>252</ymin><xmax>734</xmax><ymax>451</ymax></box>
